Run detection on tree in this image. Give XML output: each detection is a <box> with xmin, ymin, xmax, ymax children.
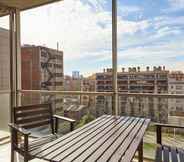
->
<box><xmin>76</xmin><ymin>113</ymin><xmax>95</xmax><ymax>128</ymax></box>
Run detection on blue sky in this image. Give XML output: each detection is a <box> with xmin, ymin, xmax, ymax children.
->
<box><xmin>0</xmin><ymin>0</ymin><xmax>184</xmax><ymax>76</ymax></box>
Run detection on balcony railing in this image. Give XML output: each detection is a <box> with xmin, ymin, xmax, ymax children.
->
<box><xmin>0</xmin><ymin>89</ymin><xmax>184</xmax><ymax>161</ymax></box>
<box><xmin>1</xmin><ymin>89</ymin><xmax>184</xmax><ymax>128</ymax></box>
<box><xmin>16</xmin><ymin>90</ymin><xmax>184</xmax><ymax>160</ymax></box>
<box><xmin>17</xmin><ymin>89</ymin><xmax>184</xmax><ymax>123</ymax></box>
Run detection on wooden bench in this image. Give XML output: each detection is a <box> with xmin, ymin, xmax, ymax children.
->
<box><xmin>155</xmin><ymin>123</ymin><xmax>184</xmax><ymax>162</ymax></box>
<box><xmin>9</xmin><ymin>103</ymin><xmax>75</xmax><ymax>162</ymax></box>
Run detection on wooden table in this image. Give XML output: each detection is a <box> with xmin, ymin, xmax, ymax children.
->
<box><xmin>29</xmin><ymin>115</ymin><xmax>150</xmax><ymax>162</ymax></box>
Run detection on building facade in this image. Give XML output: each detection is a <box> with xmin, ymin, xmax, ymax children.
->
<box><xmin>96</xmin><ymin>66</ymin><xmax>169</xmax><ymax>122</ymax></box>
<box><xmin>21</xmin><ymin>45</ymin><xmax>63</xmax><ymax>110</ymax></box>
<box><xmin>168</xmin><ymin>71</ymin><xmax>184</xmax><ymax>116</ymax></box>
<box><xmin>72</xmin><ymin>71</ymin><xmax>81</xmax><ymax>80</ymax></box>
<box><xmin>80</xmin><ymin>75</ymin><xmax>96</xmax><ymax>116</ymax></box>
<box><xmin>0</xmin><ymin>27</ymin><xmax>9</xmax><ymax>90</ymax></box>
<box><xmin>64</xmin><ymin>75</ymin><xmax>82</xmax><ymax>91</ymax></box>
<box><xmin>167</xmin><ymin>71</ymin><xmax>184</xmax><ymax>131</ymax></box>
<box><xmin>0</xmin><ymin>27</ymin><xmax>10</xmax><ymax>131</ymax></box>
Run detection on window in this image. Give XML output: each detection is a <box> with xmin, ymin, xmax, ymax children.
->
<box><xmin>176</xmin><ymin>86</ymin><xmax>183</xmax><ymax>90</ymax></box>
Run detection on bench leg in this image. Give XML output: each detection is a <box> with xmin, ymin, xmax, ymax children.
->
<box><xmin>138</xmin><ymin>140</ymin><xmax>143</xmax><ymax>162</ymax></box>
<box><xmin>11</xmin><ymin>149</ymin><xmax>15</xmax><ymax>162</ymax></box>
<box><xmin>24</xmin><ymin>156</ymin><xmax>28</xmax><ymax>162</ymax></box>
<box><xmin>24</xmin><ymin>159</ymin><xmax>28</xmax><ymax>162</ymax></box>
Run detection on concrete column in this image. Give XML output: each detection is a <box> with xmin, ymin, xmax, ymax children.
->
<box><xmin>9</xmin><ymin>8</ymin><xmax>18</xmax><ymax>162</ymax></box>
<box><xmin>15</xmin><ymin>9</ymin><xmax>21</xmax><ymax>106</ymax></box>
<box><xmin>9</xmin><ymin>8</ymin><xmax>16</xmax><ymax>122</ymax></box>
<box><xmin>9</xmin><ymin>8</ymin><xmax>21</xmax><ymax>121</ymax></box>
<box><xmin>112</xmin><ymin>0</ymin><xmax>118</xmax><ymax>115</ymax></box>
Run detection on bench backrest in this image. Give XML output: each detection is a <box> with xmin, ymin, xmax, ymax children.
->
<box><xmin>13</xmin><ymin>103</ymin><xmax>54</xmax><ymax>134</ymax></box>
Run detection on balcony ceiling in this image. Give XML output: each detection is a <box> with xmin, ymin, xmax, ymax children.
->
<box><xmin>0</xmin><ymin>0</ymin><xmax>62</xmax><ymax>17</ymax></box>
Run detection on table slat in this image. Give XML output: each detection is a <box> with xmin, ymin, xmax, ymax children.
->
<box><xmin>120</xmin><ymin>119</ymin><xmax>150</xmax><ymax>162</ymax></box>
<box><xmin>51</xmin><ymin>116</ymin><xmax>127</xmax><ymax>161</ymax></box>
<box><xmin>29</xmin><ymin>115</ymin><xmax>150</xmax><ymax>162</ymax></box>
<box><xmin>70</xmin><ymin>117</ymin><xmax>134</xmax><ymax>162</ymax></box>
<box><xmin>30</xmin><ymin>115</ymin><xmax>111</xmax><ymax>156</ymax></box>
<box><xmin>107</xmin><ymin>118</ymin><xmax>146</xmax><ymax>162</ymax></box>
<box><xmin>64</xmin><ymin>117</ymin><xmax>131</xmax><ymax>162</ymax></box>
<box><xmin>87</xmin><ymin>118</ymin><xmax>141</xmax><ymax>162</ymax></box>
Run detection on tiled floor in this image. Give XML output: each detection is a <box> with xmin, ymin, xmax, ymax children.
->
<box><xmin>0</xmin><ymin>143</ymin><xmax>45</xmax><ymax>162</ymax></box>
<box><xmin>0</xmin><ymin>130</ymin><xmax>9</xmax><ymax>139</ymax></box>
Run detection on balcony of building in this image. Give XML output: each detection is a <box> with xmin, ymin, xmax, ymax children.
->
<box><xmin>1</xmin><ymin>90</ymin><xmax>184</xmax><ymax>162</ymax></box>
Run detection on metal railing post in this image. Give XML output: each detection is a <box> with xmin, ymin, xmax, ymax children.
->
<box><xmin>112</xmin><ymin>0</ymin><xmax>118</xmax><ymax>116</ymax></box>
<box><xmin>9</xmin><ymin>8</ymin><xmax>16</xmax><ymax>122</ymax></box>
<box><xmin>15</xmin><ymin>9</ymin><xmax>21</xmax><ymax>107</ymax></box>
<box><xmin>9</xmin><ymin>10</ymin><xmax>21</xmax><ymax>162</ymax></box>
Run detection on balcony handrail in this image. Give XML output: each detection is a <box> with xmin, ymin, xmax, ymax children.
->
<box><xmin>18</xmin><ymin>89</ymin><xmax>184</xmax><ymax>98</ymax></box>
<box><xmin>118</xmin><ymin>92</ymin><xmax>184</xmax><ymax>98</ymax></box>
<box><xmin>18</xmin><ymin>89</ymin><xmax>113</xmax><ymax>96</ymax></box>
<box><xmin>0</xmin><ymin>90</ymin><xmax>11</xmax><ymax>94</ymax></box>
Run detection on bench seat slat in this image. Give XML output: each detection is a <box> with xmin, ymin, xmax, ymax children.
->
<box><xmin>171</xmin><ymin>147</ymin><xmax>178</xmax><ymax>162</ymax></box>
<box><xmin>16</xmin><ymin>109</ymin><xmax>50</xmax><ymax>118</ymax></box>
<box><xmin>16</xmin><ymin>114</ymin><xmax>50</xmax><ymax>124</ymax></box>
<box><xmin>155</xmin><ymin>146</ymin><xmax>162</xmax><ymax>162</ymax></box>
<box><xmin>155</xmin><ymin>146</ymin><xmax>184</xmax><ymax>162</ymax></box>
<box><xmin>15</xmin><ymin>104</ymin><xmax>50</xmax><ymax>111</ymax></box>
<box><xmin>22</xmin><ymin>120</ymin><xmax>50</xmax><ymax>129</ymax></box>
<box><xmin>163</xmin><ymin>146</ymin><xmax>169</xmax><ymax>162</ymax></box>
<box><xmin>178</xmin><ymin>148</ymin><xmax>184</xmax><ymax>162</ymax></box>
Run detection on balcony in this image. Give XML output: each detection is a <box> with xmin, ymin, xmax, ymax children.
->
<box><xmin>0</xmin><ymin>90</ymin><xmax>184</xmax><ymax>161</ymax></box>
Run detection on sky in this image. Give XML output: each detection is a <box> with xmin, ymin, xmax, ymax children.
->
<box><xmin>0</xmin><ymin>0</ymin><xmax>184</xmax><ymax>76</ymax></box>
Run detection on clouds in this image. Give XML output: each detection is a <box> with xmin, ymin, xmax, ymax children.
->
<box><xmin>117</xmin><ymin>40</ymin><xmax>184</xmax><ymax>72</ymax></box>
<box><xmin>118</xmin><ymin>5</ymin><xmax>142</xmax><ymax>18</ymax></box>
<box><xmin>21</xmin><ymin>0</ymin><xmax>111</xmax><ymax>59</ymax></box>
<box><xmin>0</xmin><ymin>0</ymin><xmax>182</xmax><ymax>75</ymax></box>
<box><xmin>20</xmin><ymin>0</ymin><xmax>151</xmax><ymax>61</ymax></box>
<box><xmin>169</xmin><ymin>0</ymin><xmax>184</xmax><ymax>9</ymax></box>
<box><xmin>163</xmin><ymin>0</ymin><xmax>184</xmax><ymax>12</ymax></box>
<box><xmin>83</xmin><ymin>0</ymin><xmax>108</xmax><ymax>12</ymax></box>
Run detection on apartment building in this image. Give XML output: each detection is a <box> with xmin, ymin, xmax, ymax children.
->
<box><xmin>64</xmin><ymin>75</ymin><xmax>82</xmax><ymax>91</ymax></box>
<box><xmin>167</xmin><ymin>71</ymin><xmax>184</xmax><ymax>130</ymax></box>
<box><xmin>0</xmin><ymin>27</ymin><xmax>9</xmax><ymax>90</ymax></box>
<box><xmin>0</xmin><ymin>27</ymin><xmax>10</xmax><ymax>131</ymax></box>
<box><xmin>21</xmin><ymin>45</ymin><xmax>63</xmax><ymax>110</ymax></box>
<box><xmin>168</xmin><ymin>72</ymin><xmax>184</xmax><ymax>115</ymax></box>
<box><xmin>80</xmin><ymin>75</ymin><xmax>96</xmax><ymax>110</ymax></box>
<box><xmin>96</xmin><ymin>66</ymin><xmax>169</xmax><ymax>122</ymax></box>
<box><xmin>63</xmin><ymin>74</ymin><xmax>96</xmax><ymax>117</ymax></box>
<box><xmin>72</xmin><ymin>71</ymin><xmax>81</xmax><ymax>80</ymax></box>
<box><xmin>96</xmin><ymin>66</ymin><xmax>168</xmax><ymax>93</ymax></box>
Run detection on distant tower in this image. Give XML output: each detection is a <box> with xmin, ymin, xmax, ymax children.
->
<box><xmin>72</xmin><ymin>71</ymin><xmax>80</xmax><ymax>79</ymax></box>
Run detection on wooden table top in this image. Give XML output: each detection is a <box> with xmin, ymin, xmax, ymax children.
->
<box><xmin>29</xmin><ymin>115</ymin><xmax>150</xmax><ymax>162</ymax></box>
